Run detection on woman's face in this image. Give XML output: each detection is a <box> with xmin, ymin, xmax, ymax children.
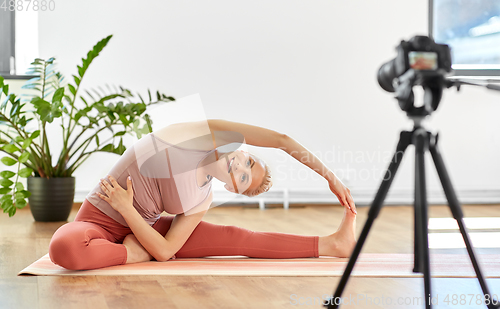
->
<box><xmin>219</xmin><ymin>150</ymin><xmax>266</xmax><ymax>194</ymax></box>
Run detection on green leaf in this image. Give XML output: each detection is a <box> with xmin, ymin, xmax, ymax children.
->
<box><xmin>31</xmin><ymin>97</ymin><xmax>51</xmax><ymax>119</ymax></box>
<box><xmin>1</xmin><ymin>197</ymin><xmax>14</xmax><ymax>215</ymax></box>
<box><xmin>15</xmin><ymin>182</ymin><xmax>24</xmax><ymax>191</ymax></box>
<box><xmin>0</xmin><ymin>179</ymin><xmax>13</xmax><ymax>187</ymax></box>
<box><xmin>95</xmin><ymin>134</ymin><xmax>100</xmax><ymax>147</ymax></box>
<box><xmin>80</xmin><ymin>95</ymin><xmax>88</xmax><ymax>106</ymax></box>
<box><xmin>88</xmin><ymin>116</ymin><xmax>98</xmax><ymax>125</ymax></box>
<box><xmin>30</xmin><ymin>130</ymin><xmax>40</xmax><ymax>139</ymax></box>
<box><xmin>118</xmin><ymin>114</ymin><xmax>129</xmax><ymax>126</ymax></box>
<box><xmin>94</xmin><ymin>103</ymin><xmax>107</xmax><ymax>113</ymax></box>
<box><xmin>106</xmin><ymin>111</ymin><xmax>116</xmax><ymax>121</ymax></box>
<box><xmin>32</xmin><ymin>96</ymin><xmax>63</xmax><ymax>123</ymax></box>
<box><xmin>18</xmin><ymin>152</ymin><xmax>30</xmax><ymax>163</ymax></box>
<box><xmin>8</xmin><ymin>208</ymin><xmax>16</xmax><ymax>216</ymax></box>
<box><xmin>0</xmin><ymin>157</ymin><xmax>17</xmax><ymax>166</ymax></box>
<box><xmin>3</xmin><ymin>144</ymin><xmax>20</xmax><ymax>154</ymax></box>
<box><xmin>77</xmin><ymin>65</ymin><xmax>84</xmax><ymax>77</ymax></box>
<box><xmin>52</xmin><ymin>87</ymin><xmax>65</xmax><ymax>104</ymax></box>
<box><xmin>74</xmin><ymin>110</ymin><xmax>83</xmax><ymax>122</ymax></box>
<box><xmin>0</xmin><ymin>171</ymin><xmax>15</xmax><ymax>178</ymax></box>
<box><xmin>140</xmin><ymin>125</ymin><xmax>150</xmax><ymax>134</ymax></box>
<box><xmin>0</xmin><ymin>187</ymin><xmax>10</xmax><ymax>194</ymax></box>
<box><xmin>18</xmin><ymin>167</ymin><xmax>33</xmax><ymax>178</ymax></box>
<box><xmin>21</xmin><ymin>138</ymin><xmax>32</xmax><ymax>150</ymax></box>
<box><xmin>14</xmin><ymin>192</ymin><xmax>24</xmax><ymax>199</ymax></box>
<box><xmin>113</xmin><ymin>131</ymin><xmax>126</xmax><ymax>137</ymax></box>
<box><xmin>50</xmin><ymin>100</ymin><xmax>63</xmax><ymax>120</ymax></box>
<box><xmin>18</xmin><ymin>190</ymin><xmax>31</xmax><ymax>198</ymax></box>
<box><xmin>133</xmin><ymin>119</ymin><xmax>140</xmax><ymax>130</ymax></box>
<box><xmin>9</xmin><ymin>101</ymin><xmax>21</xmax><ymax>118</ymax></box>
<box><xmin>68</xmin><ymin>84</ymin><xmax>76</xmax><ymax>96</ymax></box>
<box><xmin>77</xmin><ymin>35</ymin><xmax>113</xmax><ymax>79</ymax></box>
<box><xmin>138</xmin><ymin>93</ymin><xmax>145</xmax><ymax>104</ymax></box>
<box><xmin>144</xmin><ymin>114</ymin><xmax>153</xmax><ymax>133</ymax></box>
<box><xmin>19</xmin><ymin>115</ymin><xmax>27</xmax><ymax>127</ymax></box>
<box><xmin>113</xmin><ymin>138</ymin><xmax>126</xmax><ymax>155</ymax></box>
<box><xmin>99</xmin><ymin>144</ymin><xmax>114</xmax><ymax>152</ymax></box>
<box><xmin>14</xmin><ymin>198</ymin><xmax>27</xmax><ymax>208</ymax></box>
<box><xmin>72</xmin><ymin>75</ymin><xmax>81</xmax><ymax>86</ymax></box>
<box><xmin>1</xmin><ymin>202</ymin><xmax>14</xmax><ymax>214</ymax></box>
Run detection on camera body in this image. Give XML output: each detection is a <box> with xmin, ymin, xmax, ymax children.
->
<box><xmin>378</xmin><ymin>35</ymin><xmax>452</xmax><ymax>93</ymax></box>
<box><xmin>377</xmin><ymin>36</ymin><xmax>453</xmax><ymax>114</ymax></box>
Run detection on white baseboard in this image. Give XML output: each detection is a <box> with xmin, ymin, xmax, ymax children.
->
<box><xmin>74</xmin><ymin>188</ymin><xmax>500</xmax><ymax>208</ymax></box>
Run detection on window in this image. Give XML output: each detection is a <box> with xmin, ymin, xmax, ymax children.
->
<box><xmin>0</xmin><ymin>10</ymin><xmax>39</xmax><ymax>79</ymax></box>
<box><xmin>430</xmin><ymin>0</ymin><xmax>500</xmax><ymax>77</ymax></box>
<box><xmin>0</xmin><ymin>10</ymin><xmax>15</xmax><ymax>76</ymax></box>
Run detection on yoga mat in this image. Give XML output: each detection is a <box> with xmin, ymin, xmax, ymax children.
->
<box><xmin>19</xmin><ymin>253</ymin><xmax>500</xmax><ymax>277</ymax></box>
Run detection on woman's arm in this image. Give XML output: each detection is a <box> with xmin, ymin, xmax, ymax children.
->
<box><xmin>207</xmin><ymin>119</ymin><xmax>356</xmax><ymax>213</ymax></box>
<box><xmin>279</xmin><ymin>136</ymin><xmax>356</xmax><ymax>214</ymax></box>
<box><xmin>207</xmin><ymin>119</ymin><xmax>287</xmax><ymax>148</ymax></box>
<box><xmin>120</xmin><ymin>201</ymin><xmax>208</xmax><ymax>262</ymax></box>
<box><xmin>98</xmin><ymin>176</ymin><xmax>211</xmax><ymax>262</ymax></box>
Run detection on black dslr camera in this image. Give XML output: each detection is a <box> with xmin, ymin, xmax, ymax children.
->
<box><xmin>377</xmin><ymin>35</ymin><xmax>453</xmax><ymax>114</ymax></box>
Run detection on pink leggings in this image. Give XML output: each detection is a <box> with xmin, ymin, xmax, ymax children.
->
<box><xmin>49</xmin><ymin>199</ymin><xmax>319</xmax><ymax>270</ymax></box>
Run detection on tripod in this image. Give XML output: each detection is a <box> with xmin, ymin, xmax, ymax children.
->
<box><xmin>324</xmin><ymin>98</ymin><xmax>499</xmax><ymax>309</ymax></box>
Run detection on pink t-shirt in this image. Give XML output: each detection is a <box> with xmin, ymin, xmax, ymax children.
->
<box><xmin>85</xmin><ymin>133</ymin><xmax>214</xmax><ymax>227</ymax></box>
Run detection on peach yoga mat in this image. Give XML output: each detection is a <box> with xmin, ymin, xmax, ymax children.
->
<box><xmin>18</xmin><ymin>253</ymin><xmax>500</xmax><ymax>277</ymax></box>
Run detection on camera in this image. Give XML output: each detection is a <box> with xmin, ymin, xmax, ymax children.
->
<box><xmin>377</xmin><ymin>35</ymin><xmax>452</xmax><ymax>93</ymax></box>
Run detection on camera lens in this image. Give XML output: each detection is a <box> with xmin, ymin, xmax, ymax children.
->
<box><xmin>377</xmin><ymin>59</ymin><xmax>397</xmax><ymax>92</ymax></box>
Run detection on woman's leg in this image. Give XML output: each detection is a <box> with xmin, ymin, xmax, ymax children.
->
<box><xmin>151</xmin><ymin>207</ymin><xmax>356</xmax><ymax>259</ymax></box>
<box><xmin>49</xmin><ymin>221</ymin><xmax>127</xmax><ymax>270</ymax></box>
<box><xmin>177</xmin><ymin>223</ymin><xmax>320</xmax><ymax>258</ymax></box>
<box><xmin>49</xmin><ymin>199</ymin><xmax>131</xmax><ymax>270</ymax></box>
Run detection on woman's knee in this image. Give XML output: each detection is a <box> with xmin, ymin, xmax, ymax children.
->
<box><xmin>48</xmin><ymin>224</ymin><xmax>87</xmax><ymax>270</ymax></box>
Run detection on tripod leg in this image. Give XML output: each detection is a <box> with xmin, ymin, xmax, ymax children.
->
<box><xmin>324</xmin><ymin>132</ymin><xmax>411</xmax><ymax>309</ymax></box>
<box><xmin>413</xmin><ymin>173</ymin><xmax>421</xmax><ymax>273</ymax></box>
<box><xmin>429</xmin><ymin>135</ymin><xmax>499</xmax><ymax>309</ymax></box>
<box><xmin>414</xmin><ymin>131</ymin><xmax>432</xmax><ymax>309</ymax></box>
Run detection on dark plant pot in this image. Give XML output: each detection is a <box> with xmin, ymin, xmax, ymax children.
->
<box><xmin>27</xmin><ymin>176</ymin><xmax>75</xmax><ymax>222</ymax></box>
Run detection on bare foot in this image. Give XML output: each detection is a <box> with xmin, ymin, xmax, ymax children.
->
<box><xmin>318</xmin><ymin>208</ymin><xmax>357</xmax><ymax>258</ymax></box>
<box><xmin>123</xmin><ymin>234</ymin><xmax>153</xmax><ymax>264</ymax></box>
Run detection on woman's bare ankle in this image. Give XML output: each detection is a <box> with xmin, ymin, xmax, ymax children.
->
<box><xmin>318</xmin><ymin>208</ymin><xmax>357</xmax><ymax>258</ymax></box>
<box><xmin>124</xmin><ymin>234</ymin><xmax>152</xmax><ymax>264</ymax></box>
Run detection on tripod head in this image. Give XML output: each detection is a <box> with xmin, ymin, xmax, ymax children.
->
<box><xmin>394</xmin><ymin>69</ymin><xmax>446</xmax><ymax>117</ymax></box>
<box><xmin>393</xmin><ymin>71</ymin><xmax>500</xmax><ymax>120</ymax></box>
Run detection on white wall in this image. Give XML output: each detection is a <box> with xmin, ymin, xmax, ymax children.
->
<box><xmin>5</xmin><ymin>0</ymin><xmax>500</xmax><ymax>205</ymax></box>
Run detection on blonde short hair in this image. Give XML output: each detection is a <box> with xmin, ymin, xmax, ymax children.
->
<box><xmin>242</xmin><ymin>162</ymin><xmax>272</xmax><ymax>197</ymax></box>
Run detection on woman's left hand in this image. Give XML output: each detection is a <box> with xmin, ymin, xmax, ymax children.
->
<box><xmin>328</xmin><ymin>176</ymin><xmax>357</xmax><ymax>215</ymax></box>
<box><xmin>97</xmin><ymin>175</ymin><xmax>134</xmax><ymax>213</ymax></box>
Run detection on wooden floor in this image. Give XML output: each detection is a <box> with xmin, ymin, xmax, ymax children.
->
<box><xmin>1</xmin><ymin>203</ymin><xmax>500</xmax><ymax>309</ymax></box>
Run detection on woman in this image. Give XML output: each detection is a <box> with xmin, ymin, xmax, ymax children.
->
<box><xmin>49</xmin><ymin>119</ymin><xmax>357</xmax><ymax>270</ymax></box>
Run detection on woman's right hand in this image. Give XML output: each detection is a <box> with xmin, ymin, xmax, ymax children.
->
<box><xmin>97</xmin><ymin>175</ymin><xmax>134</xmax><ymax>214</ymax></box>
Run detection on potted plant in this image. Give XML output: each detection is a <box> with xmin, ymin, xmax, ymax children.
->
<box><xmin>0</xmin><ymin>34</ymin><xmax>175</xmax><ymax>221</ymax></box>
